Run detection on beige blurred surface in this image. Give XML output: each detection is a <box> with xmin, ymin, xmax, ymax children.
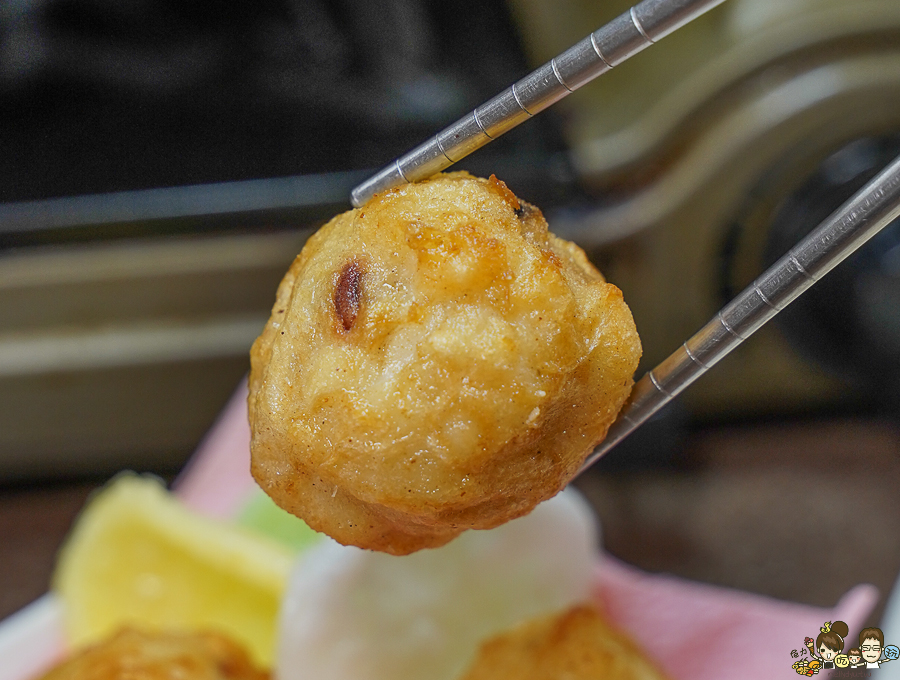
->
<box><xmin>1</xmin><ymin>418</ymin><xmax>899</xmax><ymax>628</ymax></box>
<box><xmin>0</xmin><ymin>230</ymin><xmax>309</xmax><ymax>481</ymax></box>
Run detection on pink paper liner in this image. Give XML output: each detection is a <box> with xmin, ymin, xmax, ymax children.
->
<box><xmin>173</xmin><ymin>380</ymin><xmax>257</xmax><ymax>518</ymax></box>
<box><xmin>596</xmin><ymin>555</ymin><xmax>878</xmax><ymax>678</ymax></box>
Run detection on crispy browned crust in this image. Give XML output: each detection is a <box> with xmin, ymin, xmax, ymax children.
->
<box><xmin>39</xmin><ymin>628</ymin><xmax>269</xmax><ymax>680</ymax></box>
<box><xmin>249</xmin><ymin>172</ymin><xmax>641</xmax><ymax>554</ymax></box>
<box><xmin>459</xmin><ymin>605</ymin><xmax>670</xmax><ymax>680</ymax></box>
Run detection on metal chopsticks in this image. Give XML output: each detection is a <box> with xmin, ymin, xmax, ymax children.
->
<box><xmin>350</xmin><ymin>0</ymin><xmax>728</xmax><ymax>207</ymax></box>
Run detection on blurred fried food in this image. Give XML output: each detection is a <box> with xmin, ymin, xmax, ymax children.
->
<box><xmin>249</xmin><ymin>172</ymin><xmax>641</xmax><ymax>555</ymax></box>
<box><xmin>459</xmin><ymin>605</ymin><xmax>669</xmax><ymax>680</ymax></box>
<box><xmin>39</xmin><ymin>628</ymin><xmax>268</xmax><ymax>680</ymax></box>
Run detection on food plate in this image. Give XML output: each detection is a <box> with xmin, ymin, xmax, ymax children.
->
<box><xmin>0</xmin><ymin>384</ymin><xmax>877</xmax><ymax>680</ymax></box>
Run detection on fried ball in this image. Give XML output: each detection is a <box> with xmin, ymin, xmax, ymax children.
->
<box><xmin>458</xmin><ymin>605</ymin><xmax>670</xmax><ymax>680</ymax></box>
<box><xmin>39</xmin><ymin>628</ymin><xmax>268</xmax><ymax>680</ymax></box>
<box><xmin>249</xmin><ymin>172</ymin><xmax>640</xmax><ymax>555</ymax></box>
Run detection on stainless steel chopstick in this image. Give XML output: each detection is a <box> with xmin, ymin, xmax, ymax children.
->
<box><xmin>581</xmin><ymin>151</ymin><xmax>900</xmax><ymax>470</ymax></box>
<box><xmin>350</xmin><ymin>0</ymin><xmax>728</xmax><ymax>207</ymax></box>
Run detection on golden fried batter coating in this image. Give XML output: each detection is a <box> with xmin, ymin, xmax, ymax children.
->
<box><xmin>39</xmin><ymin>628</ymin><xmax>268</xmax><ymax>680</ymax></box>
<box><xmin>458</xmin><ymin>605</ymin><xmax>670</xmax><ymax>680</ymax></box>
<box><xmin>249</xmin><ymin>172</ymin><xmax>640</xmax><ymax>555</ymax></box>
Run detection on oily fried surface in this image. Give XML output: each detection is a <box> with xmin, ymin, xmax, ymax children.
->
<box><xmin>459</xmin><ymin>605</ymin><xmax>670</xmax><ymax>680</ymax></box>
<box><xmin>39</xmin><ymin>628</ymin><xmax>268</xmax><ymax>680</ymax></box>
<box><xmin>249</xmin><ymin>172</ymin><xmax>641</xmax><ymax>555</ymax></box>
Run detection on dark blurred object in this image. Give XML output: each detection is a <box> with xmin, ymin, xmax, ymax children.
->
<box><xmin>761</xmin><ymin>136</ymin><xmax>900</xmax><ymax>408</ymax></box>
<box><xmin>0</xmin><ymin>0</ymin><xmax>573</xmax><ymax>207</ymax></box>
<box><xmin>0</xmin><ymin>481</ymin><xmax>95</xmax><ymax>620</ymax></box>
<box><xmin>587</xmin><ymin>402</ymin><xmax>689</xmax><ymax>472</ymax></box>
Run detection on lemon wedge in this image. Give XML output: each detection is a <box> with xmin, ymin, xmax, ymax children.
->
<box><xmin>53</xmin><ymin>473</ymin><xmax>293</xmax><ymax>667</ymax></box>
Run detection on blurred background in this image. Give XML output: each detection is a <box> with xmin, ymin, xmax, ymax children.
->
<box><xmin>2</xmin><ymin>0</ymin><xmax>900</xmax><ymax>635</ymax></box>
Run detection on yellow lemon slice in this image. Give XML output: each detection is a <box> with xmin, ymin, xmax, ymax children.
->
<box><xmin>53</xmin><ymin>473</ymin><xmax>293</xmax><ymax>667</ymax></box>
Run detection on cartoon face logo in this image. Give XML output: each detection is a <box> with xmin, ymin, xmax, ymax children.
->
<box><xmin>862</xmin><ymin>640</ymin><xmax>883</xmax><ymax>663</ymax></box>
<box><xmin>791</xmin><ymin>621</ymin><xmax>891</xmax><ymax>674</ymax></box>
<box><xmin>818</xmin><ymin>644</ymin><xmax>837</xmax><ymax>661</ymax></box>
